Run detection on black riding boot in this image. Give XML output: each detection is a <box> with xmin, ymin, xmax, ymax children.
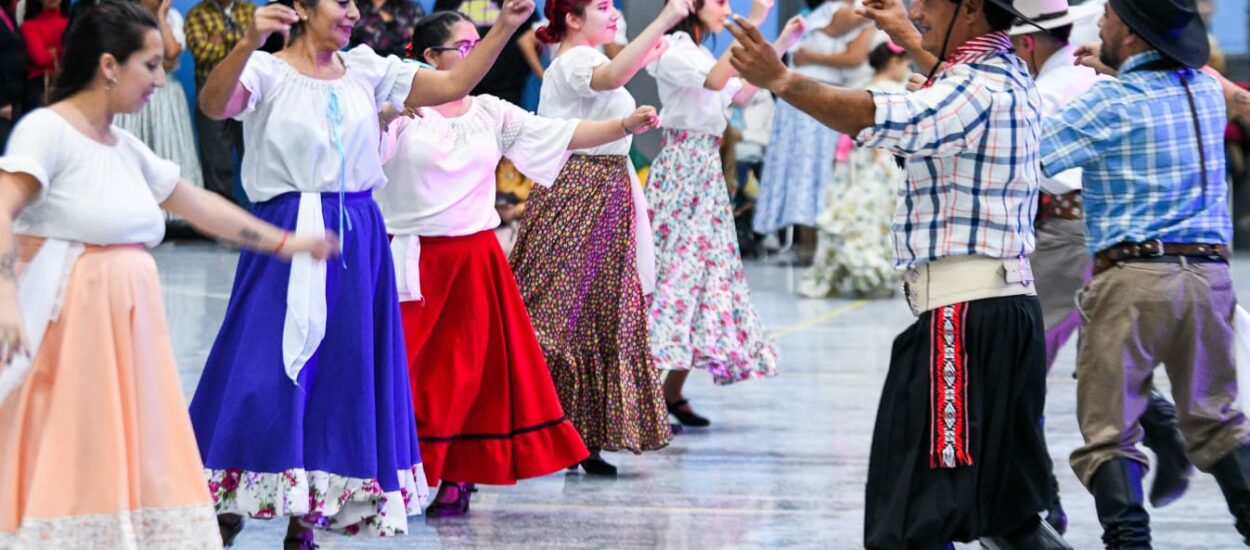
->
<box><xmin>1090</xmin><ymin>458</ymin><xmax>1152</xmax><ymax>549</ymax></box>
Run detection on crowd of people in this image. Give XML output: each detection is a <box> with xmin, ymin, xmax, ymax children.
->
<box><xmin>1</xmin><ymin>0</ymin><xmax>1250</xmax><ymax>548</ymax></box>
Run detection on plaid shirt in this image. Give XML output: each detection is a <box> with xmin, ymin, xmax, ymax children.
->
<box><xmin>1040</xmin><ymin>51</ymin><xmax>1231</xmax><ymax>254</ymax></box>
<box><xmin>185</xmin><ymin>0</ymin><xmax>256</xmax><ymax>90</ymax></box>
<box><xmin>855</xmin><ymin>32</ymin><xmax>1041</xmax><ymax>269</ymax></box>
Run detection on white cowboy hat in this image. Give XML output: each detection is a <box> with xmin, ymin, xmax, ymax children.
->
<box><xmin>1008</xmin><ymin>0</ymin><xmax>1104</xmax><ymax>36</ymax></box>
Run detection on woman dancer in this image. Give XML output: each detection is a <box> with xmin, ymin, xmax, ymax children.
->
<box><xmin>187</xmin><ymin>0</ymin><xmax>535</xmax><ymax>546</ymax></box>
<box><xmin>113</xmin><ymin>0</ymin><xmax>204</xmax><ymax>190</ymax></box>
<box><xmin>377</xmin><ymin>11</ymin><xmax>662</xmax><ymax>516</ymax></box>
<box><xmin>510</xmin><ymin>0</ymin><xmax>691</xmax><ymax>476</ymax></box>
<box><xmin>0</xmin><ymin>2</ymin><xmax>333</xmax><ymax>546</ymax></box>
<box><xmin>644</xmin><ymin>0</ymin><xmax>801</xmax><ymax>426</ymax></box>
<box><xmin>752</xmin><ymin>0</ymin><xmax>871</xmax><ymax>261</ymax></box>
<box><xmin>798</xmin><ymin>40</ymin><xmax>907</xmax><ymax>299</ymax></box>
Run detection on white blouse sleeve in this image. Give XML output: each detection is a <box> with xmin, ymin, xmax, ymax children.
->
<box><xmin>343</xmin><ymin>45</ymin><xmax>421</xmax><ymax>108</ymax></box>
<box><xmin>556</xmin><ymin>46</ymin><xmax>608</xmax><ymax>99</ymax></box>
<box><xmin>379</xmin><ymin>115</ymin><xmax>413</xmax><ymax>166</ymax></box>
<box><xmin>0</xmin><ymin>110</ymin><xmax>64</xmax><ymax>198</ymax></box>
<box><xmin>647</xmin><ymin>37</ymin><xmax>708</xmax><ymax>87</ymax></box>
<box><xmin>234</xmin><ymin>51</ymin><xmax>278</xmax><ymax>120</ymax></box>
<box><xmin>168</xmin><ymin>9</ymin><xmax>186</xmax><ymax>48</ymax></box>
<box><xmin>117</xmin><ymin>130</ymin><xmax>182</xmax><ymax>203</ymax></box>
<box><xmin>493</xmin><ymin>98</ymin><xmax>577</xmax><ymax>187</ymax></box>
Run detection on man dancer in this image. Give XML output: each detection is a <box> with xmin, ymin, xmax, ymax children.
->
<box><xmin>1040</xmin><ymin>0</ymin><xmax>1250</xmax><ymax>546</ymax></box>
<box><xmin>727</xmin><ymin>0</ymin><xmax>1069</xmax><ymax>548</ymax></box>
<box><xmin>1010</xmin><ymin>0</ymin><xmax>1193</xmax><ymax>530</ymax></box>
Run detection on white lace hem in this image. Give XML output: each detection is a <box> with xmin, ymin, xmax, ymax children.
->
<box><xmin>0</xmin><ymin>504</ymin><xmax>220</xmax><ymax>549</ymax></box>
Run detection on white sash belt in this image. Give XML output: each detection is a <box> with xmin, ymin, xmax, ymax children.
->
<box><xmin>0</xmin><ymin>238</ymin><xmax>84</xmax><ymax>403</ymax></box>
<box><xmin>389</xmin><ymin>234</ymin><xmax>423</xmax><ymax>303</ymax></box>
<box><xmin>627</xmin><ymin>161</ymin><xmax>655</xmax><ymax>296</ymax></box>
<box><xmin>282</xmin><ymin>193</ymin><xmax>329</xmax><ymax>385</ymax></box>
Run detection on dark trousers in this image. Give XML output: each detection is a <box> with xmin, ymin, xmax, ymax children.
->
<box><xmin>196</xmin><ymin>110</ymin><xmax>245</xmax><ymax>203</ymax></box>
<box><xmin>864</xmin><ymin>295</ymin><xmax>1053</xmax><ymax>549</ymax></box>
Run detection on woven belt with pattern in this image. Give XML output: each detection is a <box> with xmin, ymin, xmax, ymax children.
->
<box><xmin>1037</xmin><ymin>190</ymin><xmax>1083</xmax><ymax>222</ymax></box>
<box><xmin>1093</xmin><ymin>240</ymin><xmax>1229</xmax><ymax>275</ymax></box>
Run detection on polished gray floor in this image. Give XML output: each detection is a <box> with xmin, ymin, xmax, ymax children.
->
<box><xmin>155</xmin><ymin>242</ymin><xmax>1248</xmax><ymax>549</ymax></box>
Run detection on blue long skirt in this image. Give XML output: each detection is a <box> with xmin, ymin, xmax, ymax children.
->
<box><xmin>189</xmin><ymin>191</ymin><xmax>427</xmax><ymax>537</ymax></box>
<box><xmin>752</xmin><ymin>98</ymin><xmax>842</xmax><ymax>234</ymax></box>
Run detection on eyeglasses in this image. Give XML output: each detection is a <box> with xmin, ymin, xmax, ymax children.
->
<box><xmin>429</xmin><ymin>40</ymin><xmax>479</xmax><ymax>58</ymax></box>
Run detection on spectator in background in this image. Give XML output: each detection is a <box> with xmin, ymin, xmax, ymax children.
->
<box><xmin>434</xmin><ymin>0</ymin><xmax>536</xmax><ymax>105</ymax></box>
<box><xmin>114</xmin><ymin>0</ymin><xmax>205</xmax><ymax>191</ymax></box>
<box><xmin>0</xmin><ymin>0</ymin><xmax>24</xmax><ymax>149</ymax></box>
<box><xmin>20</xmin><ymin>0</ymin><xmax>68</xmax><ymax>110</ymax></box>
<box><xmin>185</xmin><ymin>0</ymin><xmax>255</xmax><ymax>202</ymax></box>
<box><xmin>350</xmin><ymin>0</ymin><xmax>425</xmax><ymax>58</ymax></box>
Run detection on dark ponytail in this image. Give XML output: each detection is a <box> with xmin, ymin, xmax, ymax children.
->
<box><xmin>535</xmin><ymin>0</ymin><xmax>591</xmax><ymax>44</ymax></box>
<box><xmin>409</xmin><ymin>10</ymin><xmax>473</xmax><ymax>61</ymax></box>
<box><xmin>51</xmin><ymin>0</ymin><xmax>157</xmax><ymax>103</ymax></box>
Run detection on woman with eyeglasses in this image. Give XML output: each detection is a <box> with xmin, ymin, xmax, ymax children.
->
<box><xmin>375</xmin><ymin>11</ymin><xmax>661</xmax><ymax>517</ymax></box>
<box><xmin>507</xmin><ymin>0</ymin><xmax>692</xmax><ymax>477</ymax></box>
<box><xmin>185</xmin><ymin>0</ymin><xmax>535</xmax><ymax>546</ymax></box>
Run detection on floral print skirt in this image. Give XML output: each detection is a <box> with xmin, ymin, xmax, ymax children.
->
<box><xmin>799</xmin><ymin>145</ymin><xmax>902</xmax><ymax>299</ymax></box>
<box><xmin>189</xmin><ymin>192</ymin><xmax>427</xmax><ymax>537</ymax></box>
<box><xmin>509</xmin><ymin>154</ymin><xmax>672</xmax><ymax>453</ymax></box>
<box><xmin>646</xmin><ymin>130</ymin><xmax>779</xmax><ymax>385</ymax></box>
<box><xmin>0</xmin><ymin>244</ymin><xmax>220</xmax><ymax>548</ymax></box>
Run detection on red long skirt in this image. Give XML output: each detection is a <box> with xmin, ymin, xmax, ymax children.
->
<box><xmin>401</xmin><ymin>230</ymin><xmax>588</xmax><ymax>486</ymax></box>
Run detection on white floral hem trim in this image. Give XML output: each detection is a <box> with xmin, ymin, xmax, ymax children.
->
<box><xmin>206</xmin><ymin>465</ymin><xmax>429</xmax><ymax>537</ymax></box>
<box><xmin>0</xmin><ymin>503</ymin><xmax>220</xmax><ymax>549</ymax></box>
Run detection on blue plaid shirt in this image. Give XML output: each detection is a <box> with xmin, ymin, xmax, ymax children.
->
<box><xmin>1040</xmin><ymin>51</ymin><xmax>1231</xmax><ymax>255</ymax></box>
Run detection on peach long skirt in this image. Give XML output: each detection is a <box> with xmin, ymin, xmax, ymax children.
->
<box><xmin>0</xmin><ymin>243</ymin><xmax>220</xmax><ymax>549</ymax></box>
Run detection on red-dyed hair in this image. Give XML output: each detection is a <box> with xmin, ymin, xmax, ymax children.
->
<box><xmin>535</xmin><ymin>0</ymin><xmax>593</xmax><ymax>44</ymax></box>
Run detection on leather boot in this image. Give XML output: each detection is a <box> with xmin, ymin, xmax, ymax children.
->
<box><xmin>1045</xmin><ymin>470</ymin><xmax>1068</xmax><ymax>534</ymax></box>
<box><xmin>1209</xmin><ymin>444</ymin><xmax>1250</xmax><ymax>544</ymax></box>
<box><xmin>1090</xmin><ymin>459</ymin><xmax>1152</xmax><ymax>549</ymax></box>
<box><xmin>1140</xmin><ymin>391</ymin><xmax>1193</xmax><ymax>507</ymax></box>
<box><xmin>980</xmin><ymin>515</ymin><xmax>1072</xmax><ymax>549</ymax></box>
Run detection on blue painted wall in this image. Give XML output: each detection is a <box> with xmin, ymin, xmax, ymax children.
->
<box><xmin>1212</xmin><ymin>0</ymin><xmax>1248</xmax><ymax>56</ymax></box>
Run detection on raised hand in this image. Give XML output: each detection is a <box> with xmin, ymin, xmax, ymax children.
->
<box><xmin>498</xmin><ymin>0</ymin><xmax>537</xmax><ymax>31</ymax></box>
<box><xmin>748</xmin><ymin>0</ymin><xmax>775</xmax><ymax>25</ymax></box>
<box><xmin>1074</xmin><ymin>42</ymin><xmax>1116</xmax><ymax>76</ymax></box>
<box><xmin>856</xmin><ymin>0</ymin><xmax>915</xmax><ymax>45</ymax></box>
<box><xmin>245</xmin><ymin>4</ymin><xmax>298</xmax><ymax>50</ymax></box>
<box><xmin>727</xmin><ymin>16</ymin><xmax>787</xmax><ymax>90</ymax></box>
<box><xmin>623</xmin><ymin>106</ymin><xmax>662</xmax><ymax>135</ymax></box>
<box><xmin>660</xmin><ymin>0</ymin><xmax>694</xmax><ymax>26</ymax></box>
<box><xmin>776</xmin><ymin>15</ymin><xmax>806</xmax><ymax>51</ymax></box>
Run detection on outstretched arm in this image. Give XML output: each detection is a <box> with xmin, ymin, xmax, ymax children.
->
<box><xmin>405</xmin><ymin>0</ymin><xmax>536</xmax><ymax>108</ymax></box>
<box><xmin>161</xmin><ymin>181</ymin><xmax>337</xmax><ymax>259</ymax></box>
<box><xmin>589</xmin><ymin>0</ymin><xmax>692</xmax><ymax>91</ymax></box>
<box><xmin>567</xmin><ymin>106</ymin><xmax>661</xmax><ymax>150</ymax></box>
<box><xmin>727</xmin><ymin>16</ymin><xmax>875</xmax><ymax>136</ymax></box>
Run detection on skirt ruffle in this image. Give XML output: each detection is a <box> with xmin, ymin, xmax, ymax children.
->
<box><xmin>646</xmin><ymin>130</ymin><xmax>779</xmax><ymax>384</ymax></box>
<box><xmin>510</xmin><ymin>155</ymin><xmax>672</xmax><ymax>453</ymax></box>
<box><xmin>0</xmin><ymin>243</ymin><xmax>220</xmax><ymax>549</ymax></box>
<box><xmin>189</xmin><ymin>192</ymin><xmax>426</xmax><ymax>535</ymax></box>
<box><xmin>401</xmin><ymin>231</ymin><xmax>588</xmax><ymax>485</ymax></box>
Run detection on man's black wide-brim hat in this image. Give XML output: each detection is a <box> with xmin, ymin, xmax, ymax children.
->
<box><xmin>1108</xmin><ymin>0</ymin><xmax>1210</xmax><ymax>68</ymax></box>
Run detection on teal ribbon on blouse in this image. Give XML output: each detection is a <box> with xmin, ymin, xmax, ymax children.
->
<box><xmin>326</xmin><ymin>86</ymin><xmax>352</xmax><ymax>268</ymax></box>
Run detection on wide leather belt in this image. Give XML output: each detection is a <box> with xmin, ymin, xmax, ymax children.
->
<box><xmin>1093</xmin><ymin>240</ymin><xmax>1229</xmax><ymax>276</ymax></box>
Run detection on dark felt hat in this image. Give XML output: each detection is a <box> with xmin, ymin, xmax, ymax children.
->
<box><xmin>1108</xmin><ymin>0</ymin><xmax>1210</xmax><ymax>68</ymax></box>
